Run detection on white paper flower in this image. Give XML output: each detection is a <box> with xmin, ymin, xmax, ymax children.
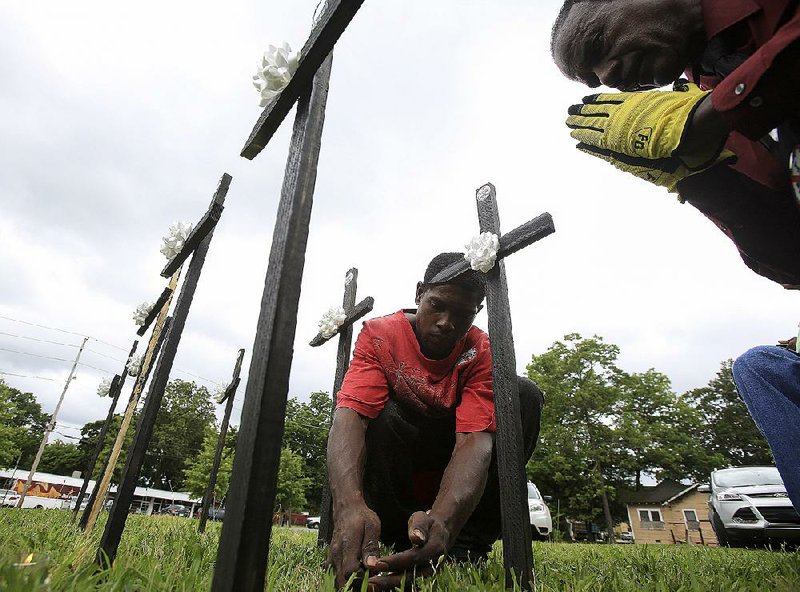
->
<box><xmin>160</xmin><ymin>221</ymin><xmax>194</xmax><ymax>261</ymax></box>
<box><xmin>318</xmin><ymin>307</ymin><xmax>346</xmax><ymax>339</ymax></box>
<box><xmin>127</xmin><ymin>353</ymin><xmax>144</xmax><ymax>377</ymax></box>
<box><xmin>252</xmin><ymin>43</ymin><xmax>300</xmax><ymax>107</ymax></box>
<box><xmin>132</xmin><ymin>301</ymin><xmax>154</xmax><ymax>326</ymax></box>
<box><xmin>97</xmin><ymin>377</ymin><xmax>113</xmax><ymax>398</ymax></box>
<box><xmin>214</xmin><ymin>383</ymin><xmax>230</xmax><ymax>404</ymax></box>
<box><xmin>464</xmin><ymin>232</ymin><xmax>500</xmax><ymax>273</ymax></box>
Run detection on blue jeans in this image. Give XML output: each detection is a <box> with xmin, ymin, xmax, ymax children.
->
<box><xmin>732</xmin><ymin>346</ymin><xmax>800</xmax><ymax>512</ymax></box>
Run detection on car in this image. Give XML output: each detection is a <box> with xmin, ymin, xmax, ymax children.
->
<box><xmin>306</xmin><ymin>516</ymin><xmax>321</xmax><ymax>529</ymax></box>
<box><xmin>0</xmin><ymin>489</ymin><xmax>20</xmax><ymax>507</ymax></box>
<box><xmin>707</xmin><ymin>466</ymin><xmax>800</xmax><ymax>547</ymax></box>
<box><xmin>527</xmin><ymin>482</ymin><xmax>552</xmax><ymax>540</ymax></box>
<box><xmin>161</xmin><ymin>504</ymin><xmax>191</xmax><ymax>517</ymax></box>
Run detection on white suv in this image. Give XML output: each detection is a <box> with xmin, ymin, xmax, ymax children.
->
<box><xmin>527</xmin><ymin>482</ymin><xmax>552</xmax><ymax>540</ymax></box>
<box><xmin>708</xmin><ymin>466</ymin><xmax>800</xmax><ymax>547</ymax></box>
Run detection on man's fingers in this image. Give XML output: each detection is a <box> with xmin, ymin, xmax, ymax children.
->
<box><xmin>568</xmin><ymin>103</ymin><xmax>611</xmax><ymax>118</ymax></box>
<box><xmin>367</xmin><ymin>567</ymin><xmax>435</xmax><ymax>592</ymax></box>
<box><xmin>582</xmin><ymin>92</ymin><xmax>627</xmax><ymax>105</ymax></box>
<box><xmin>361</xmin><ymin>516</ymin><xmax>382</xmax><ymax>569</ymax></box>
<box><xmin>407</xmin><ymin>511</ymin><xmax>433</xmax><ymax>547</ymax></box>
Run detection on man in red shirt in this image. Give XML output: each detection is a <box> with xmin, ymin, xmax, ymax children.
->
<box><xmin>327</xmin><ymin>252</ymin><xmax>543</xmax><ymax>590</ymax></box>
<box><xmin>551</xmin><ymin>0</ymin><xmax>800</xmax><ymax>286</ymax></box>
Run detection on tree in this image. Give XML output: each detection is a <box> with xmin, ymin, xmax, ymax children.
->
<box><xmin>0</xmin><ymin>380</ymin><xmax>49</xmax><ymax>467</ymax></box>
<box><xmin>275</xmin><ymin>447</ymin><xmax>311</xmax><ymax>512</ymax></box>
<box><xmin>78</xmin><ymin>414</ymin><xmax>133</xmax><ymax>483</ymax></box>
<box><xmin>182</xmin><ymin>424</ymin><xmax>237</xmax><ymax>501</ymax></box>
<box><xmin>526</xmin><ymin>334</ymin><xmax>624</xmax><ymax>535</ymax></box>
<box><xmin>684</xmin><ymin>360</ymin><xmax>773</xmax><ymax>467</ymax></box>
<box><xmin>616</xmin><ymin>369</ymin><xmax>722</xmax><ymax>487</ymax></box>
<box><xmin>282</xmin><ymin>391</ymin><xmax>332</xmax><ymax>510</ymax></box>
<box><xmin>142</xmin><ymin>380</ymin><xmax>216</xmax><ymax>490</ymax></box>
<box><xmin>38</xmin><ymin>441</ymin><xmax>86</xmax><ymax>476</ymax></box>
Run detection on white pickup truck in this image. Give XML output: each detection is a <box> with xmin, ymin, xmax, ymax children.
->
<box><xmin>0</xmin><ymin>490</ymin><xmax>70</xmax><ymax>509</ymax></box>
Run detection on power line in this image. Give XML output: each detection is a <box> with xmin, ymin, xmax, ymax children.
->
<box><xmin>0</xmin><ymin>330</ymin><xmax>81</xmax><ymax>349</ymax></box>
<box><xmin>84</xmin><ymin>347</ymin><xmax>127</xmax><ymax>365</ymax></box>
<box><xmin>0</xmin><ymin>370</ymin><xmax>59</xmax><ymax>383</ymax></box>
<box><xmin>76</xmin><ymin>361</ymin><xmax>115</xmax><ymax>374</ymax></box>
<box><xmin>0</xmin><ymin>314</ymin><xmax>88</xmax><ymax>339</ymax></box>
<box><xmin>0</xmin><ymin>346</ymin><xmax>73</xmax><ymax>363</ymax></box>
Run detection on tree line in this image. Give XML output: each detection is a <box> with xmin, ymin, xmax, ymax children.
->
<box><xmin>1</xmin><ymin>333</ymin><xmax>771</xmax><ymax>523</ymax></box>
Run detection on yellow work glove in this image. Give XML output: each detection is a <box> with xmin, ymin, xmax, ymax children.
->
<box><xmin>566</xmin><ymin>82</ymin><xmax>733</xmax><ymax>192</ymax></box>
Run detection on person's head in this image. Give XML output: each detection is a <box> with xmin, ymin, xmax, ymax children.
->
<box><xmin>551</xmin><ymin>0</ymin><xmax>705</xmax><ymax>90</ymax></box>
<box><xmin>413</xmin><ymin>252</ymin><xmax>486</xmax><ymax>360</ymax></box>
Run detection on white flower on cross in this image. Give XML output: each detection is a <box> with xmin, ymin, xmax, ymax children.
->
<box><xmin>128</xmin><ymin>353</ymin><xmax>144</xmax><ymax>377</ymax></box>
<box><xmin>464</xmin><ymin>232</ymin><xmax>500</xmax><ymax>273</ymax></box>
<box><xmin>132</xmin><ymin>301</ymin><xmax>154</xmax><ymax>326</ymax></box>
<box><xmin>214</xmin><ymin>382</ymin><xmax>230</xmax><ymax>404</ymax></box>
<box><xmin>97</xmin><ymin>377</ymin><xmax>113</xmax><ymax>398</ymax></box>
<box><xmin>253</xmin><ymin>43</ymin><xmax>300</xmax><ymax>107</ymax></box>
<box><xmin>160</xmin><ymin>221</ymin><xmax>194</xmax><ymax>261</ymax></box>
<box><xmin>318</xmin><ymin>307</ymin><xmax>346</xmax><ymax>339</ymax></box>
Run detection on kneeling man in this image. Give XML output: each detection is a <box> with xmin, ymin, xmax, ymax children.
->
<box><xmin>327</xmin><ymin>252</ymin><xmax>543</xmax><ymax>589</ymax></box>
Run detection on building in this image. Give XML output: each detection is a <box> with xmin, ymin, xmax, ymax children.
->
<box><xmin>0</xmin><ymin>468</ymin><xmax>201</xmax><ymax>515</ymax></box>
<box><xmin>621</xmin><ymin>479</ymin><xmax>718</xmax><ymax>546</ymax></box>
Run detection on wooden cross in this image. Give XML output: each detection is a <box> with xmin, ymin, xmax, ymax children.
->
<box><xmin>308</xmin><ymin>268</ymin><xmax>374</xmax><ymax>546</ymax></box>
<box><xmin>430</xmin><ymin>183</ymin><xmax>555</xmax><ymax>591</ymax></box>
<box><xmin>211</xmin><ymin>1</ymin><xmax>374</xmax><ymax>588</ymax></box>
<box><xmin>71</xmin><ymin>339</ymin><xmax>138</xmax><ymax>522</ymax></box>
<box><xmin>241</xmin><ymin>0</ymin><xmax>366</xmax><ymax>160</ymax></box>
<box><xmin>198</xmin><ymin>348</ymin><xmax>245</xmax><ymax>534</ymax></box>
<box><xmin>94</xmin><ymin>173</ymin><xmax>231</xmax><ymax>567</ymax></box>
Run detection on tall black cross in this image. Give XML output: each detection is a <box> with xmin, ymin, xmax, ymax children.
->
<box><xmin>431</xmin><ymin>183</ymin><xmax>555</xmax><ymax>591</ymax></box>
<box><xmin>95</xmin><ymin>173</ymin><xmax>232</xmax><ymax>567</ymax></box>
<box><xmin>212</xmin><ymin>2</ymin><xmax>368</xmax><ymax>590</ymax></box>
<box><xmin>198</xmin><ymin>348</ymin><xmax>245</xmax><ymax>534</ymax></box>
<box><xmin>71</xmin><ymin>339</ymin><xmax>138</xmax><ymax>523</ymax></box>
<box><xmin>309</xmin><ymin>268</ymin><xmax>374</xmax><ymax>546</ymax></box>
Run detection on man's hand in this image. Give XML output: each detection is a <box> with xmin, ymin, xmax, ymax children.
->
<box><xmin>778</xmin><ymin>336</ymin><xmax>798</xmax><ymax>352</ymax></box>
<box><xmin>330</xmin><ymin>503</ymin><xmax>382</xmax><ymax>589</ymax></box>
<box><xmin>365</xmin><ymin>511</ymin><xmax>448</xmax><ymax>591</ymax></box>
<box><xmin>566</xmin><ymin>83</ymin><xmax>734</xmax><ymax>191</ymax></box>
<box><xmin>366</xmin><ymin>431</ymin><xmax>494</xmax><ymax>590</ymax></box>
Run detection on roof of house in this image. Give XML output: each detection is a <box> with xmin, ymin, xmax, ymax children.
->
<box><xmin>619</xmin><ymin>479</ymin><xmax>698</xmax><ymax>506</ymax></box>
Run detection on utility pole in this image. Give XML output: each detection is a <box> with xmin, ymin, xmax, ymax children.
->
<box><xmin>17</xmin><ymin>336</ymin><xmax>89</xmax><ymax>507</ymax></box>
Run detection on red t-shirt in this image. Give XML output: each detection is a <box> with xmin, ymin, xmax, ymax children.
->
<box><xmin>336</xmin><ymin>310</ymin><xmax>496</xmax><ymax>433</ymax></box>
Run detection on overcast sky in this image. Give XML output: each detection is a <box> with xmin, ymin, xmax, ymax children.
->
<box><xmin>1</xmin><ymin>0</ymin><xmax>796</xmax><ymax>447</ymax></box>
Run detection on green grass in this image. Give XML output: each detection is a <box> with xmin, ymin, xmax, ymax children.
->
<box><xmin>0</xmin><ymin>509</ymin><xmax>797</xmax><ymax>591</ymax></box>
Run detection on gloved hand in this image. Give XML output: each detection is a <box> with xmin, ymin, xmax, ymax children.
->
<box><xmin>566</xmin><ymin>82</ymin><xmax>734</xmax><ymax>192</ymax></box>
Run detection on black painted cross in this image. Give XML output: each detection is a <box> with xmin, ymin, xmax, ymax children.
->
<box><xmin>212</xmin><ymin>2</ymin><xmax>369</xmax><ymax>591</ymax></box>
<box><xmin>308</xmin><ymin>268</ymin><xmax>374</xmax><ymax>546</ymax></box>
<box><xmin>94</xmin><ymin>173</ymin><xmax>232</xmax><ymax>567</ymax></box>
<box><xmin>198</xmin><ymin>348</ymin><xmax>245</xmax><ymax>534</ymax></box>
<box><xmin>430</xmin><ymin>183</ymin><xmax>555</xmax><ymax>591</ymax></box>
<box><xmin>71</xmin><ymin>339</ymin><xmax>138</xmax><ymax>523</ymax></box>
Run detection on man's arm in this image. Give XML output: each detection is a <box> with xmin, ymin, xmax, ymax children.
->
<box><xmin>328</xmin><ymin>407</ymin><xmax>381</xmax><ymax>588</ymax></box>
<box><xmin>367</xmin><ymin>430</ymin><xmax>493</xmax><ymax>589</ymax></box>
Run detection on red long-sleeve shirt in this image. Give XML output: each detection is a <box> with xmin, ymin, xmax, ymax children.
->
<box><xmin>679</xmin><ymin>0</ymin><xmax>800</xmax><ymax>286</ymax></box>
<box><xmin>336</xmin><ymin>310</ymin><xmax>496</xmax><ymax>433</ymax></box>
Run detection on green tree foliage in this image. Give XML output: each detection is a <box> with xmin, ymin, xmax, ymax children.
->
<box><xmin>78</xmin><ymin>414</ymin><xmax>133</xmax><ymax>483</ymax></box>
<box><xmin>38</xmin><ymin>441</ymin><xmax>86</xmax><ymax>476</ymax></box>
<box><xmin>142</xmin><ymin>380</ymin><xmax>215</xmax><ymax>490</ymax></box>
<box><xmin>526</xmin><ymin>334</ymin><xmax>624</xmax><ymax>525</ymax></box>
<box><xmin>275</xmin><ymin>447</ymin><xmax>311</xmax><ymax>512</ymax></box>
<box><xmin>182</xmin><ymin>424</ymin><xmax>237</xmax><ymax>501</ymax></box>
<box><xmin>616</xmin><ymin>370</ymin><xmax>721</xmax><ymax>487</ymax></box>
<box><xmin>0</xmin><ymin>380</ymin><xmax>49</xmax><ymax>467</ymax></box>
<box><xmin>283</xmin><ymin>391</ymin><xmax>332</xmax><ymax>510</ymax></box>
<box><xmin>684</xmin><ymin>360</ymin><xmax>773</xmax><ymax>467</ymax></box>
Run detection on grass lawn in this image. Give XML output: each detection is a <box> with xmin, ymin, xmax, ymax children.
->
<box><xmin>0</xmin><ymin>509</ymin><xmax>797</xmax><ymax>591</ymax></box>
